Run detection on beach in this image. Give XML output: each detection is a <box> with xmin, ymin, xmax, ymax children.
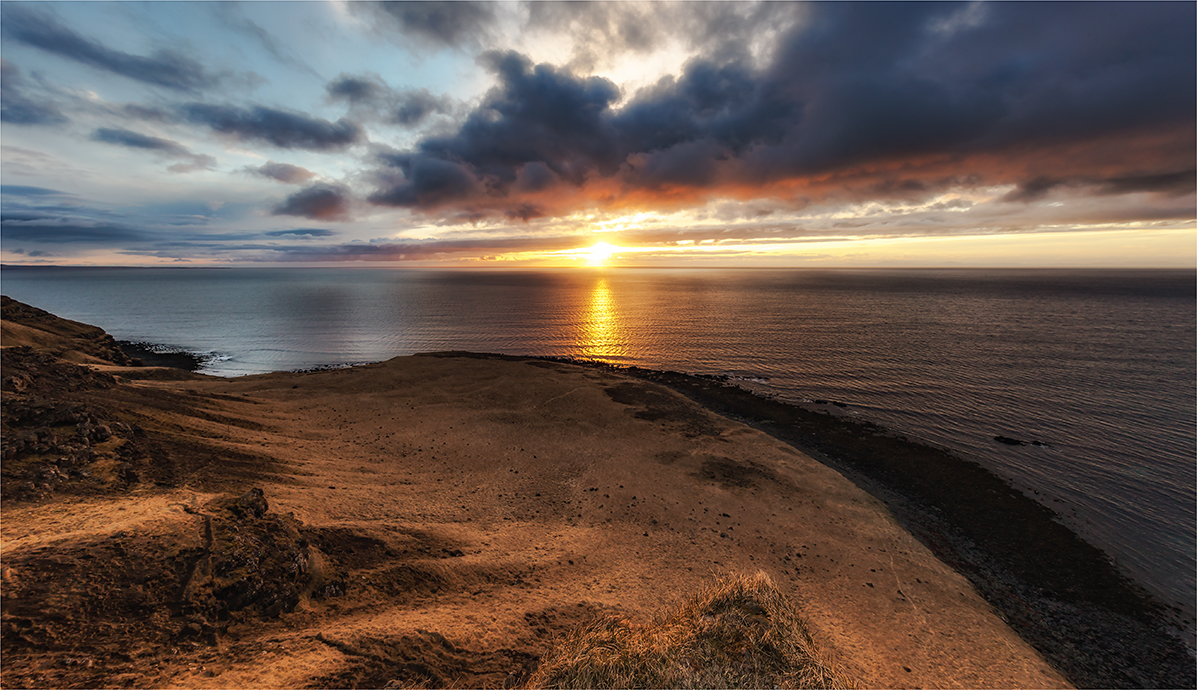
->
<box><xmin>0</xmin><ymin>297</ymin><xmax>1190</xmax><ymax>688</ymax></box>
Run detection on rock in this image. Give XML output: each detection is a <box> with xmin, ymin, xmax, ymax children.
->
<box><xmin>230</xmin><ymin>488</ymin><xmax>268</xmax><ymax>519</ymax></box>
<box><xmin>178</xmin><ymin>490</ymin><xmax>345</xmax><ymax>627</ymax></box>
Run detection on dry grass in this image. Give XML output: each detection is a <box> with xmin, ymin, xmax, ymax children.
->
<box><xmin>527</xmin><ymin>572</ymin><xmax>855</xmax><ymax>689</ymax></box>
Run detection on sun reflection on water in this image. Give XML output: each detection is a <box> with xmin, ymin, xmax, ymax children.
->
<box><xmin>578</xmin><ymin>279</ymin><xmax>627</xmax><ymax>360</ymax></box>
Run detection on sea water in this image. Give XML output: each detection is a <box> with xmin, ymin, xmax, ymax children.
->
<box><xmin>3</xmin><ymin>266</ymin><xmax>1193</xmax><ymax>636</ymax></box>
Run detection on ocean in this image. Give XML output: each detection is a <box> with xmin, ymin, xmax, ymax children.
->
<box><xmin>2</xmin><ymin>266</ymin><xmax>1193</xmax><ymax>635</ymax></box>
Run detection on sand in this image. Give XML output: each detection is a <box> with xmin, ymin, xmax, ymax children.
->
<box><xmin>1</xmin><ymin>297</ymin><xmax>1069</xmax><ymax>688</ymax></box>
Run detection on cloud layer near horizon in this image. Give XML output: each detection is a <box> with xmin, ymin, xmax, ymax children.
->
<box><xmin>1</xmin><ymin>1</ymin><xmax>1193</xmax><ymax>265</ymax></box>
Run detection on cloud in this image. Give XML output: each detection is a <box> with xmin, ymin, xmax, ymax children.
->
<box><xmin>0</xmin><ymin>185</ymin><xmax>73</xmax><ymax>198</ymax></box>
<box><xmin>367</xmin><ymin>153</ymin><xmax>484</xmax><ymax>208</ymax></box>
<box><xmin>272</xmin><ymin>184</ymin><xmax>352</xmax><ymax>221</ymax></box>
<box><xmin>93</xmin><ymin>127</ymin><xmax>191</xmax><ymax>156</ymax></box>
<box><xmin>1</xmin><ymin>4</ymin><xmax>214</xmax><ymax>91</ymax></box>
<box><xmin>1097</xmin><ymin>170</ymin><xmax>1196</xmax><ymax>197</ymax></box>
<box><xmin>1002</xmin><ymin>176</ymin><xmax>1064</xmax><ymax>203</ymax></box>
<box><xmin>212</xmin><ymin>4</ymin><xmax>319</xmax><ymax>78</ymax></box>
<box><xmin>326</xmin><ymin>74</ymin><xmax>384</xmax><ymax>105</ymax></box>
<box><xmin>355</xmin><ymin>2</ymin><xmax>1194</xmax><ymax>223</ymax></box>
<box><xmin>368</xmin><ymin>51</ymin><xmax>620</xmax><ymax>211</ymax></box>
<box><xmin>181</xmin><ymin>103</ymin><xmax>363</xmax><ymax>150</ymax></box>
<box><xmin>263</xmin><ymin>228</ymin><xmax>337</xmax><ymax>238</ymax></box>
<box><xmin>1004</xmin><ymin>169</ymin><xmax>1197</xmax><ymax>203</ymax></box>
<box><xmin>1</xmin><ymin>215</ymin><xmax>147</xmax><ymax>244</ymax></box>
<box><xmin>326</xmin><ymin>73</ymin><xmax>453</xmax><ymax>127</ymax></box>
<box><xmin>90</xmin><ymin>127</ymin><xmax>215</xmax><ymax>173</ymax></box>
<box><xmin>523</xmin><ymin>2</ymin><xmax>807</xmax><ymax>74</ymax></box>
<box><xmin>247</xmin><ymin>161</ymin><xmax>317</xmax><ymax>184</ymax></box>
<box><xmin>0</xmin><ymin>60</ymin><xmax>67</xmax><ymax>125</ymax></box>
<box><xmin>354</xmin><ymin>1</ymin><xmax>497</xmax><ymax>50</ymax></box>
<box><xmin>272</xmin><ymin>234</ymin><xmax>582</xmax><ymax>262</ymax></box>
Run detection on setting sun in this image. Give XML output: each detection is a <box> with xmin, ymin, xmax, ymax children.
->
<box><xmin>583</xmin><ymin>242</ymin><xmax>619</xmax><ymax>265</ymax></box>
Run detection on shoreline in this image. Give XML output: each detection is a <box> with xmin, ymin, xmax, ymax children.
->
<box><xmin>417</xmin><ymin>353</ymin><xmax>1197</xmax><ymax>686</ymax></box>
<box><xmin>123</xmin><ymin>343</ymin><xmax>1197</xmax><ymax>684</ymax></box>
<box><xmin>103</xmin><ymin>338</ymin><xmax>1197</xmax><ymax>682</ymax></box>
<box><xmin>2</xmin><ymin>298</ymin><xmax>1192</xmax><ymax>688</ymax></box>
<box><xmin>562</xmin><ymin>358</ymin><xmax>1195</xmax><ymax>683</ymax></box>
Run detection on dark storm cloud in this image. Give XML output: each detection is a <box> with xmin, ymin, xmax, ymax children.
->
<box><xmin>356</xmin><ymin>2</ymin><xmax>496</xmax><ymax>49</ymax></box>
<box><xmin>0</xmin><ymin>60</ymin><xmax>67</xmax><ymax>126</ymax></box>
<box><xmin>326</xmin><ymin>73</ymin><xmax>453</xmax><ymax>127</ymax></box>
<box><xmin>367</xmin><ymin>153</ymin><xmax>484</xmax><ymax>208</ymax></box>
<box><xmin>1</xmin><ymin>4</ymin><xmax>213</xmax><ymax>91</ymax></box>
<box><xmin>181</xmin><ymin>104</ymin><xmax>363</xmax><ymax>151</ymax></box>
<box><xmin>247</xmin><ymin>161</ymin><xmax>317</xmax><ymax>184</ymax></box>
<box><xmin>1097</xmin><ymin>170</ymin><xmax>1197</xmax><ymax>197</ymax></box>
<box><xmin>1004</xmin><ymin>169</ymin><xmax>1197</xmax><ymax>203</ymax></box>
<box><xmin>1002</xmin><ymin>177</ymin><xmax>1064</xmax><ymax>203</ymax></box>
<box><xmin>272</xmin><ymin>184</ymin><xmax>352</xmax><ymax>221</ymax></box>
<box><xmin>366</xmin><ymin>2</ymin><xmax>1195</xmax><ymax>218</ymax></box>
<box><xmin>391</xmin><ymin>90</ymin><xmax>453</xmax><ymax>126</ymax></box>
<box><xmin>91</xmin><ymin>127</ymin><xmax>215</xmax><ymax>173</ymax></box>
<box><xmin>369</xmin><ymin>51</ymin><xmax>620</xmax><ymax>209</ymax></box>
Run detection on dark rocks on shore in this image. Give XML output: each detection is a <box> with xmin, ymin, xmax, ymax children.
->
<box><xmin>115</xmin><ymin>341</ymin><xmax>205</xmax><ymax>372</ymax></box>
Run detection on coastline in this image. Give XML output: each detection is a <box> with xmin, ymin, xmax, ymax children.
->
<box><xmin>580</xmin><ymin>360</ymin><xmax>1196</xmax><ymax>685</ymax></box>
<box><xmin>1</xmin><ymin>298</ymin><xmax>1192</xmax><ymax>688</ymax></box>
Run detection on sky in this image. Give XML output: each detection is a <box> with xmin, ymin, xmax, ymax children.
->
<box><xmin>0</xmin><ymin>1</ymin><xmax>1194</xmax><ymax>268</ymax></box>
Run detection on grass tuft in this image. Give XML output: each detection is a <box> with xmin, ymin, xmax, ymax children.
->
<box><xmin>527</xmin><ymin>572</ymin><xmax>854</xmax><ymax>689</ymax></box>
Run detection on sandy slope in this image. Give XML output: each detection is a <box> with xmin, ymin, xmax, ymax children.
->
<box><xmin>2</xmin><ymin>340</ymin><xmax>1067</xmax><ymax>688</ymax></box>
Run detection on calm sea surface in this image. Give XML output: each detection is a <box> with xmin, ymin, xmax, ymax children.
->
<box><xmin>3</xmin><ymin>266</ymin><xmax>1194</xmax><ymax>632</ymax></box>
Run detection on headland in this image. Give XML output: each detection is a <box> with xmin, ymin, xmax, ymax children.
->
<box><xmin>1</xmin><ymin>296</ymin><xmax>1190</xmax><ymax>688</ymax></box>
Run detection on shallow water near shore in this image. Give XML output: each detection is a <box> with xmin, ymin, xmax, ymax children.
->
<box><xmin>3</xmin><ymin>265</ymin><xmax>1193</xmax><ymax>641</ymax></box>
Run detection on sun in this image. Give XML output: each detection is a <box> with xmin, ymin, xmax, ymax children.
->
<box><xmin>583</xmin><ymin>242</ymin><xmax>618</xmax><ymax>265</ymax></box>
